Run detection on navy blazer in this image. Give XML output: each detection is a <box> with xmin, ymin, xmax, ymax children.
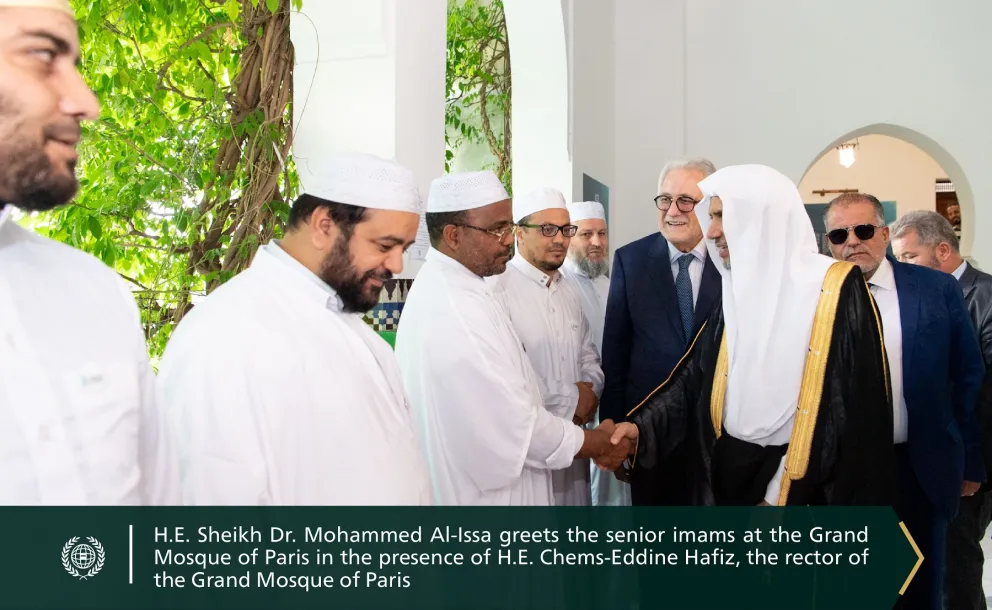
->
<box><xmin>890</xmin><ymin>256</ymin><xmax>986</xmax><ymax>517</ymax></box>
<box><xmin>601</xmin><ymin>233</ymin><xmax>721</xmax><ymax>424</ymax></box>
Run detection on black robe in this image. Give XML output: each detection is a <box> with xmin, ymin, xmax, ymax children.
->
<box><xmin>625</xmin><ymin>263</ymin><xmax>896</xmax><ymax>506</ymax></box>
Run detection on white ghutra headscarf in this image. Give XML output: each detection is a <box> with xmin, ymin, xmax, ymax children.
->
<box><xmin>695</xmin><ymin>165</ymin><xmax>836</xmax><ymax>445</ymax></box>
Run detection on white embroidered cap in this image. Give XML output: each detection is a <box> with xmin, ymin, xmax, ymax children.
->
<box><xmin>0</xmin><ymin>0</ymin><xmax>74</xmax><ymax>17</ymax></box>
<box><xmin>298</xmin><ymin>153</ymin><xmax>423</xmax><ymax>215</ymax></box>
<box><xmin>426</xmin><ymin>171</ymin><xmax>509</xmax><ymax>213</ymax></box>
<box><xmin>567</xmin><ymin>201</ymin><xmax>606</xmax><ymax>223</ymax></box>
<box><xmin>513</xmin><ymin>187</ymin><xmax>567</xmax><ymax>223</ymax></box>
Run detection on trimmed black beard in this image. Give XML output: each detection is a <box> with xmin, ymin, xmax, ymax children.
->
<box><xmin>319</xmin><ymin>232</ymin><xmax>391</xmax><ymax>314</ymax></box>
<box><xmin>0</xmin><ymin>96</ymin><xmax>80</xmax><ymax>212</ymax></box>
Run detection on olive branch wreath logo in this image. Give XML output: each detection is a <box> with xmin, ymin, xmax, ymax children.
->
<box><xmin>62</xmin><ymin>536</ymin><xmax>106</xmax><ymax>580</ymax></box>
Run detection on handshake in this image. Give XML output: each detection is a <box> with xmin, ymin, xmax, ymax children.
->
<box><xmin>579</xmin><ymin>419</ymin><xmax>639</xmax><ymax>472</ymax></box>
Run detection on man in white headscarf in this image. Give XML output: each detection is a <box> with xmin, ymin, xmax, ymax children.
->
<box><xmin>158</xmin><ymin>152</ymin><xmax>432</xmax><ymax>505</ymax></box>
<box><xmin>490</xmin><ymin>187</ymin><xmax>604</xmax><ymax>506</ymax></box>
<box><xmin>396</xmin><ymin>171</ymin><xmax>631</xmax><ymax>506</ymax></box>
<box><xmin>609</xmin><ymin>165</ymin><xmax>895</xmax><ymax>506</ymax></box>
<box><xmin>0</xmin><ymin>0</ymin><xmax>178</xmax><ymax>504</ymax></box>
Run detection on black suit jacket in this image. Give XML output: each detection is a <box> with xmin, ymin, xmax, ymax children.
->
<box><xmin>959</xmin><ymin>263</ymin><xmax>992</xmax><ymax>492</ymax></box>
<box><xmin>601</xmin><ymin>233</ymin><xmax>721</xmax><ymax>504</ymax></box>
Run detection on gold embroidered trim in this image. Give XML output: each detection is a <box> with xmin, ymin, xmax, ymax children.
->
<box><xmin>711</xmin><ymin>331</ymin><xmax>729</xmax><ymax>438</ymax></box>
<box><xmin>625</xmin><ymin>321</ymin><xmax>709</xmax><ymax>471</ymax></box>
<box><xmin>777</xmin><ymin>261</ymin><xmax>854</xmax><ymax>505</ymax></box>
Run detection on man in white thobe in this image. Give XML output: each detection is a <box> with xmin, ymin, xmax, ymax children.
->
<box><xmin>490</xmin><ymin>188</ymin><xmax>603</xmax><ymax>506</ymax></box>
<box><xmin>0</xmin><ymin>0</ymin><xmax>178</xmax><ymax>504</ymax></box>
<box><xmin>158</xmin><ymin>153</ymin><xmax>432</xmax><ymax>505</ymax></box>
<box><xmin>395</xmin><ymin>171</ymin><xmax>631</xmax><ymax>506</ymax></box>
<box><xmin>562</xmin><ymin>200</ymin><xmax>631</xmax><ymax>507</ymax></box>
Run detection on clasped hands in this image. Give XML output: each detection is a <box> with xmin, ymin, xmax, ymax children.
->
<box><xmin>588</xmin><ymin>419</ymin><xmax>639</xmax><ymax>471</ymax></box>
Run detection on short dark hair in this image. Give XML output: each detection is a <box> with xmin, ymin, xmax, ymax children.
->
<box><xmin>823</xmin><ymin>192</ymin><xmax>885</xmax><ymax>227</ymax></box>
<box><xmin>426</xmin><ymin>210</ymin><xmax>468</xmax><ymax>247</ymax></box>
<box><xmin>288</xmin><ymin>194</ymin><xmax>367</xmax><ymax>237</ymax></box>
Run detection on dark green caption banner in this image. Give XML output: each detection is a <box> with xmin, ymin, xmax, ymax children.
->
<box><xmin>0</xmin><ymin>507</ymin><xmax>918</xmax><ymax>609</ymax></box>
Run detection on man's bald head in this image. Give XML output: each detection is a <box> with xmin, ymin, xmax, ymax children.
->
<box><xmin>0</xmin><ymin>6</ymin><xmax>100</xmax><ymax>210</ymax></box>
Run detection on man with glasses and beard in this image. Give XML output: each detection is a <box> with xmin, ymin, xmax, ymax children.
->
<box><xmin>825</xmin><ymin>194</ymin><xmax>985</xmax><ymax>610</ymax></box>
<box><xmin>489</xmin><ymin>187</ymin><xmax>604</xmax><ymax>506</ymax></box>
<box><xmin>396</xmin><ymin>172</ymin><xmax>630</xmax><ymax>506</ymax></box>
<box><xmin>157</xmin><ymin>153</ymin><xmax>432</xmax><ymax>505</ymax></box>
<box><xmin>608</xmin><ymin>166</ymin><xmax>894</xmax><ymax>511</ymax></box>
<box><xmin>0</xmin><ymin>0</ymin><xmax>177</xmax><ymax>504</ymax></box>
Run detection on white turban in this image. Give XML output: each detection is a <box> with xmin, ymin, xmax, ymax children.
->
<box><xmin>297</xmin><ymin>153</ymin><xmax>423</xmax><ymax>216</ymax></box>
<box><xmin>426</xmin><ymin>171</ymin><xmax>509</xmax><ymax>213</ymax></box>
<box><xmin>512</xmin><ymin>187</ymin><xmax>567</xmax><ymax>223</ymax></box>
<box><xmin>0</xmin><ymin>0</ymin><xmax>74</xmax><ymax>17</ymax></box>
<box><xmin>567</xmin><ymin>201</ymin><xmax>606</xmax><ymax>223</ymax></box>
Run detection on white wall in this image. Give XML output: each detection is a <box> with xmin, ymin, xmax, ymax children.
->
<box><xmin>612</xmin><ymin>0</ymin><xmax>992</xmax><ymax>261</ymax></box>
<box><xmin>799</xmin><ymin>135</ymin><xmax>948</xmax><ymax>215</ymax></box>
<box><xmin>568</xmin><ymin>0</ymin><xmax>615</xmax><ymax>223</ymax></box>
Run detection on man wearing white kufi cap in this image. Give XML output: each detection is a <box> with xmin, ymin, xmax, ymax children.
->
<box><xmin>559</xmin><ymin>200</ymin><xmax>631</xmax><ymax>507</ymax></box>
<box><xmin>0</xmin><ymin>0</ymin><xmax>178</xmax><ymax>504</ymax></box>
<box><xmin>158</xmin><ymin>152</ymin><xmax>432</xmax><ymax>505</ymax></box>
<box><xmin>489</xmin><ymin>187</ymin><xmax>605</xmax><ymax>506</ymax></box>
<box><xmin>609</xmin><ymin>165</ymin><xmax>896</xmax><ymax>508</ymax></box>
<box><xmin>396</xmin><ymin>173</ymin><xmax>630</xmax><ymax>506</ymax></box>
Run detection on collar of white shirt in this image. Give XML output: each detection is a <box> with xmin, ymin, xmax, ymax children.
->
<box><xmin>510</xmin><ymin>255</ymin><xmax>563</xmax><ymax>290</ymax></box>
<box><xmin>668</xmin><ymin>238</ymin><xmax>707</xmax><ymax>265</ymax></box>
<box><xmin>265</xmin><ymin>239</ymin><xmax>345</xmax><ymax>312</ymax></box>
<box><xmin>0</xmin><ymin>204</ymin><xmax>13</xmax><ymax>234</ymax></box>
<box><xmin>427</xmin><ymin>247</ymin><xmax>494</xmax><ymax>294</ymax></box>
<box><xmin>952</xmin><ymin>260</ymin><xmax>968</xmax><ymax>281</ymax></box>
<box><xmin>868</xmin><ymin>257</ymin><xmax>896</xmax><ymax>291</ymax></box>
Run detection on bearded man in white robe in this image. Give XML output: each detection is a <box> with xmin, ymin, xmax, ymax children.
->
<box><xmin>562</xmin><ymin>200</ymin><xmax>631</xmax><ymax>507</ymax></box>
<box><xmin>158</xmin><ymin>153</ymin><xmax>432</xmax><ymax>505</ymax></box>
<box><xmin>396</xmin><ymin>171</ymin><xmax>631</xmax><ymax>506</ymax></box>
<box><xmin>490</xmin><ymin>187</ymin><xmax>604</xmax><ymax>506</ymax></box>
<box><xmin>0</xmin><ymin>0</ymin><xmax>177</xmax><ymax>504</ymax></box>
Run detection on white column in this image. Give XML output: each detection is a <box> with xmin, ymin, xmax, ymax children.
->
<box><xmin>290</xmin><ymin>0</ymin><xmax>446</xmax><ymax>277</ymax></box>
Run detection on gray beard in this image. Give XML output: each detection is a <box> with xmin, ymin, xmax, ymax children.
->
<box><xmin>573</xmin><ymin>255</ymin><xmax>610</xmax><ymax>279</ymax></box>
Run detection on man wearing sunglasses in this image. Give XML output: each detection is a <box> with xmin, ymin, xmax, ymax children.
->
<box><xmin>601</xmin><ymin>158</ymin><xmax>722</xmax><ymax>506</ymax></box>
<box><xmin>490</xmin><ymin>187</ymin><xmax>605</xmax><ymax>506</ymax></box>
<box><xmin>825</xmin><ymin>193</ymin><xmax>985</xmax><ymax>610</ymax></box>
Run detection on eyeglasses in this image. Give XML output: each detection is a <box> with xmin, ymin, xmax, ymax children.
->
<box><xmin>452</xmin><ymin>223</ymin><xmax>516</xmax><ymax>241</ymax></box>
<box><xmin>518</xmin><ymin>223</ymin><xmax>579</xmax><ymax>238</ymax></box>
<box><xmin>654</xmin><ymin>195</ymin><xmax>699</xmax><ymax>212</ymax></box>
<box><xmin>826</xmin><ymin>224</ymin><xmax>884</xmax><ymax>245</ymax></box>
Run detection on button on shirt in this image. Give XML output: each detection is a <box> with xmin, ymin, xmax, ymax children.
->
<box><xmin>0</xmin><ymin>206</ymin><xmax>178</xmax><ymax>504</ymax></box>
<box><xmin>867</xmin><ymin>258</ymin><xmax>908</xmax><ymax>444</ymax></box>
<box><xmin>668</xmin><ymin>240</ymin><xmax>707</xmax><ymax>305</ymax></box>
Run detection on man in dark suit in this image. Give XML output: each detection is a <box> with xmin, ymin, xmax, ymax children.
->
<box><xmin>891</xmin><ymin>210</ymin><xmax>992</xmax><ymax>610</ymax></box>
<box><xmin>826</xmin><ymin>195</ymin><xmax>986</xmax><ymax>610</ymax></box>
<box><xmin>601</xmin><ymin>158</ymin><xmax>722</xmax><ymax>506</ymax></box>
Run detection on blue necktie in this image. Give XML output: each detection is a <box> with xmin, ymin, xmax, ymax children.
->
<box><xmin>676</xmin><ymin>254</ymin><xmax>694</xmax><ymax>344</ymax></box>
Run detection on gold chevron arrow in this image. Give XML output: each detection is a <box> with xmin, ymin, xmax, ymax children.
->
<box><xmin>898</xmin><ymin>521</ymin><xmax>924</xmax><ymax>595</ymax></box>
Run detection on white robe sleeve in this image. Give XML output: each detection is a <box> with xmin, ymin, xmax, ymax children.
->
<box><xmin>578</xmin><ymin>309</ymin><xmax>605</xmax><ymax>397</ymax></box>
<box><xmin>536</xmin><ymin>377</ymin><xmax>580</xmax><ymax>421</ymax></box>
<box><xmin>433</xmin><ymin>301</ymin><xmax>584</xmax><ymax>492</ymax></box>
<box><xmin>158</xmin><ymin>327</ymin><xmax>270</xmax><ymax>505</ymax></box>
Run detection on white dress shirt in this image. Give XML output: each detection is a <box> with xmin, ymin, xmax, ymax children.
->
<box><xmin>952</xmin><ymin>260</ymin><xmax>968</xmax><ymax>281</ymax></box>
<box><xmin>492</xmin><ymin>256</ymin><xmax>605</xmax><ymax>506</ymax></box>
<box><xmin>158</xmin><ymin>241</ymin><xmax>432</xmax><ymax>505</ymax></box>
<box><xmin>668</xmin><ymin>239</ymin><xmax>707</xmax><ymax>305</ymax></box>
<box><xmin>867</xmin><ymin>258</ymin><xmax>908</xmax><ymax>444</ymax></box>
<box><xmin>396</xmin><ymin>248</ymin><xmax>585</xmax><ymax>506</ymax></box>
<box><xmin>0</xmin><ymin>206</ymin><xmax>178</xmax><ymax>504</ymax></box>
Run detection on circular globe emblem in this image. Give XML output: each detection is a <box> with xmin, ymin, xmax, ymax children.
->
<box><xmin>71</xmin><ymin>544</ymin><xmax>96</xmax><ymax>570</ymax></box>
<box><xmin>62</xmin><ymin>537</ymin><xmax>105</xmax><ymax>580</ymax></box>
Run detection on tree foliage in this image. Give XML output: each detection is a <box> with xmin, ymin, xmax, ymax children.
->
<box><xmin>445</xmin><ymin>0</ymin><xmax>511</xmax><ymax>192</ymax></box>
<box><xmin>27</xmin><ymin>0</ymin><xmax>299</xmax><ymax>357</ymax></box>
